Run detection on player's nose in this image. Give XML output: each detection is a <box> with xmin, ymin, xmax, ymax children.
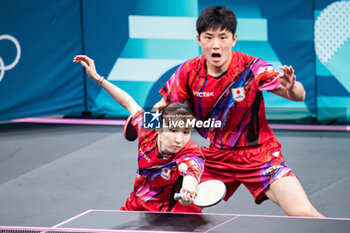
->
<box><xmin>212</xmin><ymin>38</ymin><xmax>220</xmax><ymax>48</ymax></box>
<box><xmin>174</xmin><ymin>133</ymin><xmax>182</xmax><ymax>144</ymax></box>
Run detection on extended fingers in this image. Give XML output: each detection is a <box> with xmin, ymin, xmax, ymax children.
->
<box><xmin>279</xmin><ymin>65</ymin><xmax>295</xmax><ymax>79</ymax></box>
<box><xmin>73</xmin><ymin>56</ymin><xmax>90</xmax><ymax>70</ymax></box>
<box><xmin>79</xmin><ymin>60</ymin><xmax>89</xmax><ymax>69</ymax></box>
<box><xmin>280</xmin><ymin>65</ymin><xmax>294</xmax><ymax>75</ymax></box>
<box><xmin>73</xmin><ymin>55</ymin><xmax>93</xmax><ymax>65</ymax></box>
<box><xmin>73</xmin><ymin>55</ymin><xmax>84</xmax><ymax>63</ymax></box>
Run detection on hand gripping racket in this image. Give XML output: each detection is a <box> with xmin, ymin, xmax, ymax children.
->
<box><xmin>174</xmin><ymin>180</ymin><xmax>226</xmax><ymax>207</ymax></box>
<box><xmin>123</xmin><ymin>115</ymin><xmax>138</xmax><ymax>141</ymax></box>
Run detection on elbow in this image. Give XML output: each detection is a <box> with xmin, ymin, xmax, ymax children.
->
<box><xmin>297</xmin><ymin>91</ymin><xmax>306</xmax><ymax>102</ymax></box>
<box><xmin>288</xmin><ymin>85</ymin><xmax>305</xmax><ymax>102</ymax></box>
<box><xmin>293</xmin><ymin>82</ymin><xmax>306</xmax><ymax>102</ymax></box>
<box><xmin>294</xmin><ymin>94</ymin><xmax>305</xmax><ymax>102</ymax></box>
<box><xmin>126</xmin><ymin>104</ymin><xmax>142</xmax><ymax>116</ymax></box>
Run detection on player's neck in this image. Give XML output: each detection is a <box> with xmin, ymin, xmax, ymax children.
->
<box><xmin>157</xmin><ymin>136</ymin><xmax>169</xmax><ymax>159</ymax></box>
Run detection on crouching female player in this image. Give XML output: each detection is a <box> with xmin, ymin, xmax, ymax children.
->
<box><xmin>74</xmin><ymin>55</ymin><xmax>204</xmax><ymax>213</ymax></box>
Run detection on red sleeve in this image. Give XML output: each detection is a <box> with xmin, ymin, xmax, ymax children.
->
<box><xmin>252</xmin><ymin>59</ymin><xmax>281</xmax><ymax>92</ymax></box>
<box><xmin>176</xmin><ymin>140</ymin><xmax>204</xmax><ymax>182</ymax></box>
<box><xmin>131</xmin><ymin>109</ymin><xmax>144</xmax><ymax>132</ymax></box>
<box><xmin>159</xmin><ymin>62</ymin><xmax>189</xmax><ymax>103</ymax></box>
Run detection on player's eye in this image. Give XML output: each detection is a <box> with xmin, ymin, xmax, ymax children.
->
<box><xmin>183</xmin><ymin>129</ymin><xmax>192</xmax><ymax>134</ymax></box>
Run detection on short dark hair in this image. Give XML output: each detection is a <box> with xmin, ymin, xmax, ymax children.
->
<box><xmin>158</xmin><ymin>102</ymin><xmax>195</xmax><ymax>130</ymax></box>
<box><xmin>196</xmin><ymin>6</ymin><xmax>237</xmax><ymax>36</ymax></box>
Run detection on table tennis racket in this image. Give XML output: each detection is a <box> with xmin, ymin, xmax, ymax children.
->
<box><xmin>174</xmin><ymin>180</ymin><xmax>226</xmax><ymax>207</ymax></box>
<box><xmin>123</xmin><ymin>115</ymin><xmax>138</xmax><ymax>141</ymax></box>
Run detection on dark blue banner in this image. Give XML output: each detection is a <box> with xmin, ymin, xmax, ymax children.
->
<box><xmin>0</xmin><ymin>0</ymin><xmax>84</xmax><ymax>120</ymax></box>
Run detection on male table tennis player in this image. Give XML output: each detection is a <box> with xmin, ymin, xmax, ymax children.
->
<box><xmin>155</xmin><ymin>6</ymin><xmax>324</xmax><ymax>217</ymax></box>
<box><xmin>74</xmin><ymin>55</ymin><xmax>204</xmax><ymax>212</ymax></box>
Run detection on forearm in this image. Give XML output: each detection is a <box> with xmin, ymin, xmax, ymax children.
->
<box><xmin>179</xmin><ymin>175</ymin><xmax>198</xmax><ymax>206</ymax></box>
<box><xmin>99</xmin><ymin>77</ymin><xmax>142</xmax><ymax>115</ymax></box>
<box><xmin>286</xmin><ymin>81</ymin><xmax>305</xmax><ymax>101</ymax></box>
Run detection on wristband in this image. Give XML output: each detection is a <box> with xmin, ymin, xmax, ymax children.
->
<box><xmin>98</xmin><ymin>76</ymin><xmax>105</xmax><ymax>86</ymax></box>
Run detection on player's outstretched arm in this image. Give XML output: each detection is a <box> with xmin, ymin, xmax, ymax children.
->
<box><xmin>272</xmin><ymin>65</ymin><xmax>306</xmax><ymax>102</ymax></box>
<box><xmin>73</xmin><ymin>55</ymin><xmax>142</xmax><ymax>116</ymax></box>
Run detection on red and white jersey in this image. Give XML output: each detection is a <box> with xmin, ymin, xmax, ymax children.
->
<box><xmin>121</xmin><ymin>110</ymin><xmax>204</xmax><ymax>212</ymax></box>
<box><xmin>160</xmin><ymin>51</ymin><xmax>281</xmax><ymax>149</ymax></box>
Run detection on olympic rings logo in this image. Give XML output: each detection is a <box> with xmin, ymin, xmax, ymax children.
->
<box><xmin>0</xmin><ymin>34</ymin><xmax>21</xmax><ymax>82</ymax></box>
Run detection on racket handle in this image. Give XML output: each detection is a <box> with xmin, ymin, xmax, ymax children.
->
<box><xmin>174</xmin><ymin>193</ymin><xmax>182</xmax><ymax>200</ymax></box>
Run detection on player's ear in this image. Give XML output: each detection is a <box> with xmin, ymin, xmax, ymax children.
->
<box><xmin>232</xmin><ymin>34</ymin><xmax>238</xmax><ymax>47</ymax></box>
<box><xmin>197</xmin><ymin>34</ymin><xmax>201</xmax><ymax>45</ymax></box>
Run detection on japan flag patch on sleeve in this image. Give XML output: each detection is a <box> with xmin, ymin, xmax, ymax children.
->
<box><xmin>232</xmin><ymin>87</ymin><xmax>245</xmax><ymax>102</ymax></box>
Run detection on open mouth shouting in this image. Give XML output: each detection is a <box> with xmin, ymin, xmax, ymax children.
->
<box><xmin>211</xmin><ymin>52</ymin><xmax>222</xmax><ymax>62</ymax></box>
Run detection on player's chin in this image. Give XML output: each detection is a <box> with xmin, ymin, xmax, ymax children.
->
<box><xmin>208</xmin><ymin>58</ymin><xmax>224</xmax><ymax>68</ymax></box>
<box><xmin>170</xmin><ymin>146</ymin><xmax>182</xmax><ymax>153</ymax></box>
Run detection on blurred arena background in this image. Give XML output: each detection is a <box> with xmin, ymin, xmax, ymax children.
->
<box><xmin>0</xmin><ymin>0</ymin><xmax>349</xmax><ymax>123</ymax></box>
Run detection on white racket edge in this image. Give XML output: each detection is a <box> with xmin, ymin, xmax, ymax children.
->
<box><xmin>174</xmin><ymin>180</ymin><xmax>226</xmax><ymax>207</ymax></box>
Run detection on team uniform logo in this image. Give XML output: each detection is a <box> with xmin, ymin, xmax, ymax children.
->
<box><xmin>232</xmin><ymin>87</ymin><xmax>245</xmax><ymax>102</ymax></box>
<box><xmin>193</xmin><ymin>91</ymin><xmax>214</xmax><ymax>97</ymax></box>
<box><xmin>262</xmin><ymin>165</ymin><xmax>284</xmax><ymax>176</ymax></box>
<box><xmin>161</xmin><ymin>168</ymin><xmax>171</xmax><ymax>180</ymax></box>
<box><xmin>143</xmin><ymin>110</ymin><xmax>161</xmax><ymax>129</ymax></box>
